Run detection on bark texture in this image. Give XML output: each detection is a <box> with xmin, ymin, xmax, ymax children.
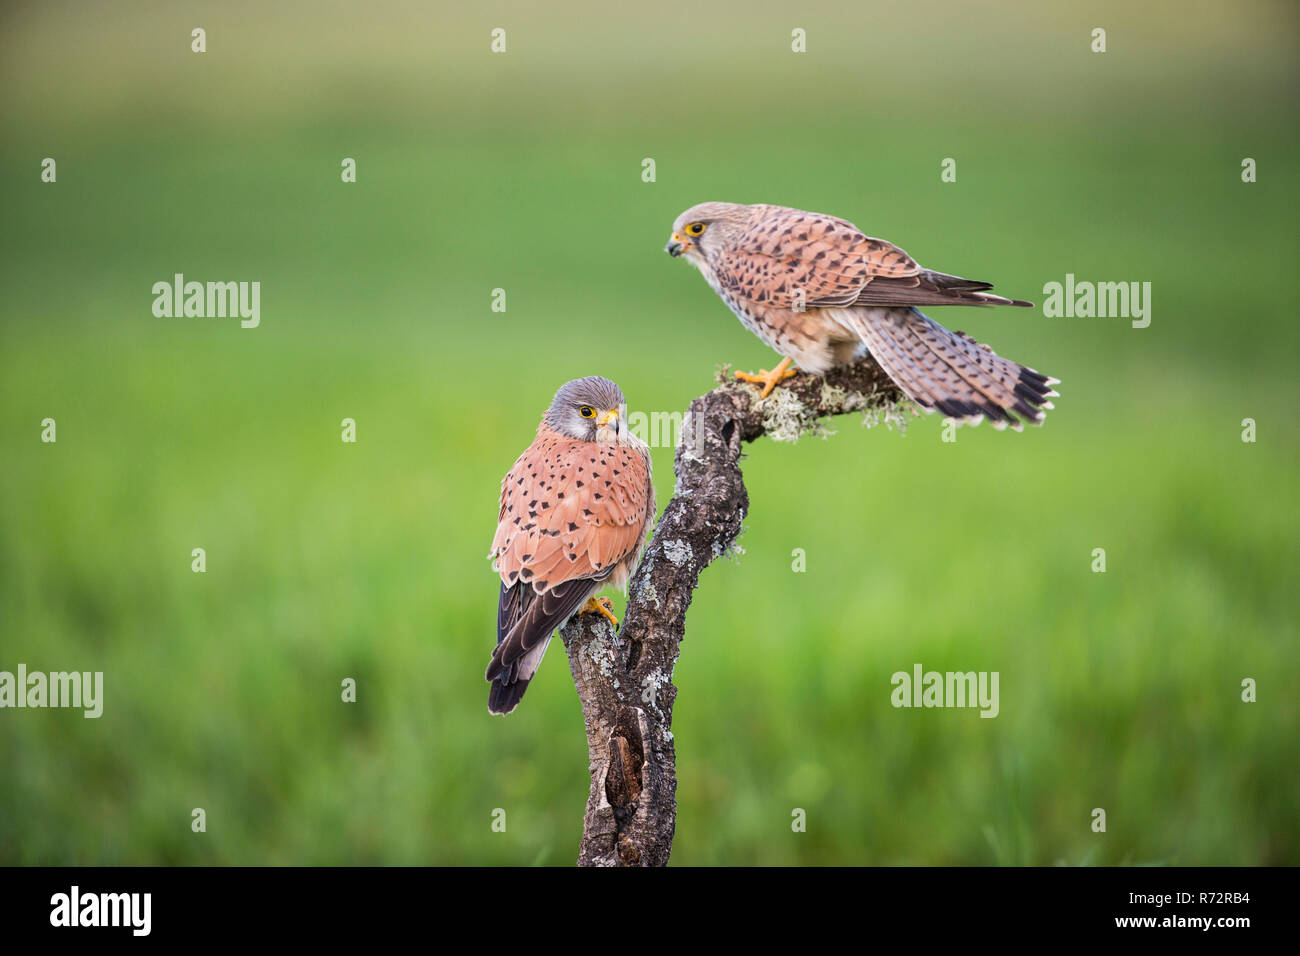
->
<box><xmin>559</xmin><ymin>358</ymin><xmax>906</xmax><ymax>866</ymax></box>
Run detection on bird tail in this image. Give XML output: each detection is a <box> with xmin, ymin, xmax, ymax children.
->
<box><xmin>836</xmin><ymin>307</ymin><xmax>1059</xmax><ymax>430</ymax></box>
<box><xmin>487</xmin><ymin>634</ymin><xmax>552</xmax><ymax>715</ymax></box>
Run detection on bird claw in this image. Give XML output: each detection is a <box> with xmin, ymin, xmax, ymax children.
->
<box><xmin>734</xmin><ymin>362</ymin><xmax>798</xmax><ymax>399</ymax></box>
<box><xmin>582</xmin><ymin>596</ymin><xmax>619</xmax><ymax>629</ymax></box>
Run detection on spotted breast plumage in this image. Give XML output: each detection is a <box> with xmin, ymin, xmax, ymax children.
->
<box><xmin>666</xmin><ymin>201</ymin><xmax>1059</xmax><ymax>430</ymax></box>
<box><xmin>485</xmin><ymin>376</ymin><xmax>655</xmax><ymax>714</ymax></box>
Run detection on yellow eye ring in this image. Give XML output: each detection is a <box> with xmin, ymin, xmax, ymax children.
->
<box><xmin>579</xmin><ymin>406</ymin><xmax>595</xmax><ymax>419</ymax></box>
<box><xmin>685</xmin><ymin>222</ymin><xmax>706</xmax><ymax>237</ymax></box>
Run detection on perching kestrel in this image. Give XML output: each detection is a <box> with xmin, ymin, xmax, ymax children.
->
<box><xmin>666</xmin><ymin>202</ymin><xmax>1059</xmax><ymax>429</ymax></box>
<box><xmin>485</xmin><ymin>376</ymin><xmax>655</xmax><ymax>714</ymax></box>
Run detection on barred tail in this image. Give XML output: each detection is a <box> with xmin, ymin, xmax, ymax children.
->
<box><xmin>843</xmin><ymin>307</ymin><xmax>1059</xmax><ymax>431</ymax></box>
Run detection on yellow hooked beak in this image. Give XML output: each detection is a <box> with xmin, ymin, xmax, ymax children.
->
<box><xmin>665</xmin><ymin>232</ymin><xmax>692</xmax><ymax>257</ymax></box>
<box><xmin>596</xmin><ymin>408</ymin><xmax>621</xmax><ymax>438</ymax></box>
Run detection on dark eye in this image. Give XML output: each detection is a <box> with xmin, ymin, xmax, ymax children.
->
<box><xmin>579</xmin><ymin>406</ymin><xmax>595</xmax><ymax>419</ymax></box>
<box><xmin>685</xmin><ymin>222</ymin><xmax>706</xmax><ymax>237</ymax></box>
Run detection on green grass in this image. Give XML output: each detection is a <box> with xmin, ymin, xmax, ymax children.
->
<box><xmin>0</xmin><ymin>0</ymin><xmax>1296</xmax><ymax>865</ymax></box>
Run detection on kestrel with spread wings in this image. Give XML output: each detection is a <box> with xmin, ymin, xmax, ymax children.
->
<box><xmin>485</xmin><ymin>376</ymin><xmax>655</xmax><ymax>714</ymax></box>
<box><xmin>666</xmin><ymin>202</ymin><xmax>1058</xmax><ymax>429</ymax></box>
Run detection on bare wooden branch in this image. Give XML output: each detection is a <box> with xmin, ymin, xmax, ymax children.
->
<box><xmin>560</xmin><ymin>357</ymin><xmax>906</xmax><ymax>866</ymax></box>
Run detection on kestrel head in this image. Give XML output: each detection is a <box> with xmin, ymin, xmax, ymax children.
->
<box><xmin>544</xmin><ymin>376</ymin><xmax>625</xmax><ymax>442</ymax></box>
<box><xmin>665</xmin><ymin>201</ymin><xmax>751</xmax><ymax>264</ymax></box>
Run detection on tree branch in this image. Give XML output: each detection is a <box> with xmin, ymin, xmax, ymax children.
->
<box><xmin>559</xmin><ymin>357</ymin><xmax>907</xmax><ymax>866</ymax></box>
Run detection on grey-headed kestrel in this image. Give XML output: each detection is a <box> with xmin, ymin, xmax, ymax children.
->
<box><xmin>666</xmin><ymin>202</ymin><xmax>1059</xmax><ymax>429</ymax></box>
<box><xmin>485</xmin><ymin>376</ymin><xmax>655</xmax><ymax>714</ymax></box>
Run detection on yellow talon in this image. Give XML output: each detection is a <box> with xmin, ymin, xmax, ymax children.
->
<box><xmin>582</xmin><ymin>596</ymin><xmax>619</xmax><ymax>629</ymax></box>
<box><xmin>734</xmin><ymin>356</ymin><xmax>797</xmax><ymax>398</ymax></box>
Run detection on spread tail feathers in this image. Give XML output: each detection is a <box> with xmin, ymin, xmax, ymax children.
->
<box><xmin>838</xmin><ymin>307</ymin><xmax>1059</xmax><ymax>431</ymax></box>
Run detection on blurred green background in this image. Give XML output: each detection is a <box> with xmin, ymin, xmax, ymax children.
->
<box><xmin>1</xmin><ymin>0</ymin><xmax>1297</xmax><ymax>865</ymax></box>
